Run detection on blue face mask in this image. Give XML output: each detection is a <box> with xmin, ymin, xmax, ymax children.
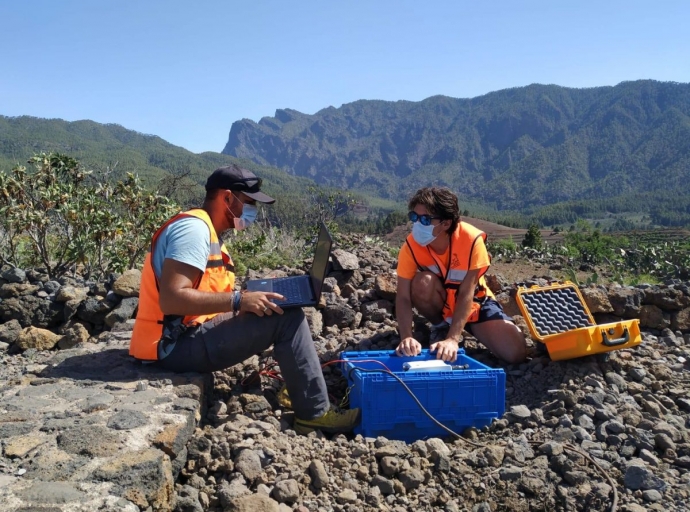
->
<box><xmin>412</xmin><ymin>222</ymin><xmax>437</xmax><ymax>246</ymax></box>
<box><xmin>234</xmin><ymin>203</ymin><xmax>258</xmax><ymax>231</ymax></box>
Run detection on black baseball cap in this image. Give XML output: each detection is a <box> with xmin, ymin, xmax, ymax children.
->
<box><xmin>205</xmin><ymin>164</ymin><xmax>276</xmax><ymax>204</ymax></box>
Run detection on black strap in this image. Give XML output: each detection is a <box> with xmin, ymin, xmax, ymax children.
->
<box><xmin>426</xmin><ymin>235</ymin><xmax>453</xmax><ymax>284</ymax></box>
<box><xmin>405</xmin><ymin>240</ymin><xmax>425</xmax><ymax>272</ymax></box>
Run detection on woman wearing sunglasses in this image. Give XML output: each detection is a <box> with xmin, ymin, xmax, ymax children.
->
<box><xmin>395</xmin><ymin>187</ymin><xmax>526</xmax><ymax>364</ymax></box>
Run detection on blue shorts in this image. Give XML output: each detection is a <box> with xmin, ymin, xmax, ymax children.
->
<box><xmin>464</xmin><ymin>298</ymin><xmax>513</xmax><ymax>335</ymax></box>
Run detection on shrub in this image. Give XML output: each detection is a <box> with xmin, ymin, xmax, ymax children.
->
<box><xmin>0</xmin><ymin>153</ymin><xmax>178</xmax><ymax>278</ymax></box>
<box><xmin>522</xmin><ymin>224</ymin><xmax>543</xmax><ymax>250</ymax></box>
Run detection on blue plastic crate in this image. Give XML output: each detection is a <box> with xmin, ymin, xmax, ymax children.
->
<box><xmin>340</xmin><ymin>349</ymin><xmax>505</xmax><ymax>442</ymax></box>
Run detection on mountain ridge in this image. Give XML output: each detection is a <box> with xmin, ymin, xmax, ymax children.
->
<box><xmin>0</xmin><ymin>114</ymin><xmax>319</xmax><ymax>205</ymax></box>
<box><xmin>222</xmin><ymin>80</ymin><xmax>690</xmax><ymax>210</ymax></box>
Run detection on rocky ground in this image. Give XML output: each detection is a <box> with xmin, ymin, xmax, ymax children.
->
<box><xmin>1</xmin><ymin>238</ymin><xmax>690</xmax><ymax>512</ymax></box>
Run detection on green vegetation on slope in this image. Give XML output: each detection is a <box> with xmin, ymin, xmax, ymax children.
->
<box><xmin>224</xmin><ymin>80</ymin><xmax>690</xmax><ymax>227</ymax></box>
<box><xmin>0</xmin><ymin>115</ymin><xmax>320</xmax><ymax>208</ymax></box>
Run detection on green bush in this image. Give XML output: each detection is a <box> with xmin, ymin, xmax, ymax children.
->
<box><xmin>0</xmin><ymin>153</ymin><xmax>179</xmax><ymax>278</ymax></box>
<box><xmin>563</xmin><ymin>222</ymin><xmax>619</xmax><ymax>265</ymax></box>
<box><xmin>522</xmin><ymin>224</ymin><xmax>543</xmax><ymax>249</ymax></box>
<box><xmin>487</xmin><ymin>237</ymin><xmax>519</xmax><ymax>258</ymax></box>
<box><xmin>226</xmin><ymin>223</ymin><xmax>309</xmax><ymax>276</ymax></box>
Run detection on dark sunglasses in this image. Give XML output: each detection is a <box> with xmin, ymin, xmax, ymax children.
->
<box><xmin>408</xmin><ymin>211</ymin><xmax>441</xmax><ymax>226</ymax></box>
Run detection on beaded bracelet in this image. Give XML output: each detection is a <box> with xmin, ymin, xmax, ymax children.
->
<box><xmin>237</xmin><ymin>290</ymin><xmax>245</xmax><ymax>312</ymax></box>
<box><xmin>232</xmin><ymin>291</ymin><xmax>241</xmax><ymax>312</ymax></box>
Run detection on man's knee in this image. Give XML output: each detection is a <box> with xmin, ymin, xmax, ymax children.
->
<box><xmin>284</xmin><ymin>307</ymin><xmax>305</xmax><ymax>321</ymax></box>
<box><xmin>278</xmin><ymin>307</ymin><xmax>310</xmax><ymax>337</ymax></box>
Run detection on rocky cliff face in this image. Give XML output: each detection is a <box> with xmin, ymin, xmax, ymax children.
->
<box><xmin>222</xmin><ymin>81</ymin><xmax>690</xmax><ymax>208</ymax></box>
<box><xmin>1</xmin><ymin>239</ymin><xmax>690</xmax><ymax>510</ymax></box>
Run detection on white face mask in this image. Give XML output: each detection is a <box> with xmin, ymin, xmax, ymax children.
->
<box><xmin>226</xmin><ymin>193</ymin><xmax>259</xmax><ymax>231</ymax></box>
<box><xmin>234</xmin><ymin>203</ymin><xmax>258</xmax><ymax>231</ymax></box>
<box><xmin>412</xmin><ymin>222</ymin><xmax>437</xmax><ymax>246</ymax></box>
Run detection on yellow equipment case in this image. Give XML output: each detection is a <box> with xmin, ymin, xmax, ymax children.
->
<box><xmin>515</xmin><ymin>282</ymin><xmax>641</xmax><ymax>361</ymax></box>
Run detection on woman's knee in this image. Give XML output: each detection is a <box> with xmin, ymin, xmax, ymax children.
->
<box><xmin>411</xmin><ymin>272</ymin><xmax>444</xmax><ymax>304</ymax></box>
<box><xmin>503</xmin><ymin>328</ymin><xmax>527</xmax><ymax>364</ymax></box>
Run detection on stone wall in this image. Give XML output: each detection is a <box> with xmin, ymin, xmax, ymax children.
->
<box><xmin>3</xmin><ymin>263</ymin><xmax>689</xmax><ymax>356</ymax></box>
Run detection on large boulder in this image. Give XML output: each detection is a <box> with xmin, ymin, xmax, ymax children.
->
<box><xmin>361</xmin><ymin>299</ymin><xmax>394</xmax><ymax>323</ymax></box>
<box><xmin>112</xmin><ymin>270</ymin><xmax>142</xmax><ymax>297</ymax></box>
<box><xmin>58</xmin><ymin>322</ymin><xmax>91</xmax><ymax>349</ymax></box>
<box><xmin>55</xmin><ymin>286</ymin><xmax>89</xmax><ymax>303</ymax></box>
<box><xmin>0</xmin><ymin>296</ymin><xmax>64</xmax><ymax>328</ymax></box>
<box><xmin>643</xmin><ymin>286</ymin><xmax>690</xmax><ymax>310</ymax></box>
<box><xmin>331</xmin><ymin>249</ymin><xmax>359</xmax><ymax>271</ymax></box>
<box><xmin>76</xmin><ymin>297</ymin><xmax>113</xmax><ymax>326</ymax></box>
<box><xmin>323</xmin><ymin>304</ymin><xmax>356</xmax><ymax>329</ymax></box>
<box><xmin>0</xmin><ymin>283</ymin><xmax>39</xmax><ymax>298</ymax></box>
<box><xmin>374</xmin><ymin>273</ymin><xmax>397</xmax><ymax>301</ymax></box>
<box><xmin>608</xmin><ymin>287</ymin><xmax>643</xmax><ymax>318</ymax></box>
<box><xmin>580</xmin><ymin>286</ymin><xmax>613</xmax><ymax>314</ymax></box>
<box><xmin>16</xmin><ymin>326</ymin><xmax>62</xmax><ymax>351</ymax></box>
<box><xmin>105</xmin><ymin>297</ymin><xmax>139</xmax><ymax>327</ymax></box>
<box><xmin>639</xmin><ymin>305</ymin><xmax>671</xmax><ymax>330</ymax></box>
<box><xmin>0</xmin><ymin>319</ymin><xmax>23</xmax><ymax>344</ymax></box>
<box><xmin>1</xmin><ymin>267</ymin><xmax>26</xmax><ymax>283</ymax></box>
<box><xmin>671</xmin><ymin>307</ymin><xmax>690</xmax><ymax>331</ymax></box>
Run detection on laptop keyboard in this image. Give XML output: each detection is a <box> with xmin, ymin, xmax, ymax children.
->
<box><xmin>272</xmin><ymin>277</ymin><xmax>310</xmax><ymax>303</ymax></box>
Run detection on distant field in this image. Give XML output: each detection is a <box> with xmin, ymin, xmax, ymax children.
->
<box><xmin>384</xmin><ymin>216</ymin><xmax>562</xmax><ymax>247</ymax></box>
<box><xmin>384</xmin><ymin>217</ymin><xmax>689</xmax><ymax>247</ymax></box>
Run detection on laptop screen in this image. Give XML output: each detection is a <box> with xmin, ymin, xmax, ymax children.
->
<box><xmin>309</xmin><ymin>222</ymin><xmax>333</xmax><ymax>300</ymax></box>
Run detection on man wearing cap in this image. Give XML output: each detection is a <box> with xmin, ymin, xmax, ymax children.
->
<box><xmin>130</xmin><ymin>164</ymin><xmax>359</xmax><ymax>434</ymax></box>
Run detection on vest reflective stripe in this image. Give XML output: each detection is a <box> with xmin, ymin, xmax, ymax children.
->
<box><xmin>448</xmin><ymin>269</ymin><xmax>468</xmax><ymax>282</ymax></box>
<box><xmin>405</xmin><ymin>221</ymin><xmax>493</xmax><ymax>324</ymax></box>
<box><xmin>129</xmin><ymin>209</ymin><xmax>235</xmax><ymax>361</ymax></box>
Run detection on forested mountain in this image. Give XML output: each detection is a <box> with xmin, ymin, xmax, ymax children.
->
<box><xmin>223</xmin><ymin>80</ymin><xmax>690</xmax><ymax>213</ymax></box>
<box><xmin>3</xmin><ymin>79</ymin><xmax>690</xmax><ymax>229</ymax></box>
<box><xmin>0</xmin><ymin>116</ymin><xmax>316</xmax><ymax>205</ymax></box>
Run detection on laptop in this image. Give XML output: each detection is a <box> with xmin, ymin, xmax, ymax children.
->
<box><xmin>245</xmin><ymin>222</ymin><xmax>332</xmax><ymax>308</ymax></box>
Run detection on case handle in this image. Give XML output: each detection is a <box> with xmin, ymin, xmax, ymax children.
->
<box><xmin>601</xmin><ymin>327</ymin><xmax>630</xmax><ymax>347</ymax></box>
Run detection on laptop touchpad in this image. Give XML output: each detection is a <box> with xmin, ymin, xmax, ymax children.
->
<box><xmin>247</xmin><ymin>280</ymin><xmax>273</xmax><ymax>293</ymax></box>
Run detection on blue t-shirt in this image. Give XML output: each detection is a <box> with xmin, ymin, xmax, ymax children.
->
<box><xmin>152</xmin><ymin>217</ymin><xmax>210</xmax><ymax>279</ymax></box>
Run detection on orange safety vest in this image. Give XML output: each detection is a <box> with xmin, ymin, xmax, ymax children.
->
<box><xmin>405</xmin><ymin>221</ymin><xmax>493</xmax><ymax>324</ymax></box>
<box><xmin>129</xmin><ymin>209</ymin><xmax>235</xmax><ymax>360</ymax></box>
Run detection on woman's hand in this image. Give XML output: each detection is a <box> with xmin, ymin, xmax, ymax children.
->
<box><xmin>395</xmin><ymin>337</ymin><xmax>422</xmax><ymax>357</ymax></box>
<box><xmin>430</xmin><ymin>339</ymin><xmax>460</xmax><ymax>362</ymax></box>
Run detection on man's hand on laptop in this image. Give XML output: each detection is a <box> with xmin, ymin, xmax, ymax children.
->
<box><xmin>241</xmin><ymin>291</ymin><xmax>286</xmax><ymax>316</ymax></box>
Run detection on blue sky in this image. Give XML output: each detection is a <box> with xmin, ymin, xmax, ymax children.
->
<box><xmin>1</xmin><ymin>0</ymin><xmax>689</xmax><ymax>153</ymax></box>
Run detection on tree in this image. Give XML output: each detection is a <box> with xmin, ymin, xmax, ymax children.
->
<box><xmin>522</xmin><ymin>223</ymin><xmax>543</xmax><ymax>249</ymax></box>
<box><xmin>0</xmin><ymin>153</ymin><xmax>178</xmax><ymax>278</ymax></box>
